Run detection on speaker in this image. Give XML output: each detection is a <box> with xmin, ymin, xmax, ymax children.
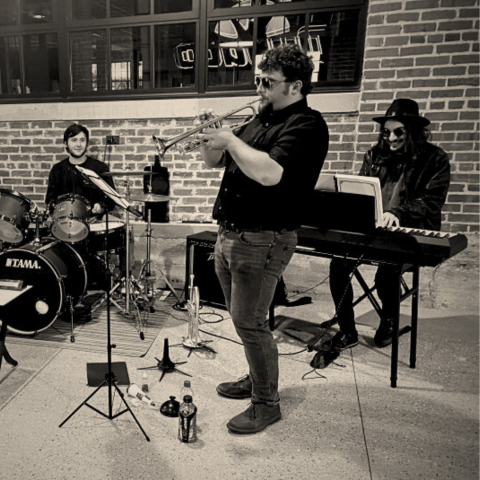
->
<box><xmin>185</xmin><ymin>231</ymin><xmax>226</xmax><ymax>308</ymax></box>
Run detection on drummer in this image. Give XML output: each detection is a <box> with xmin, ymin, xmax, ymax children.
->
<box><xmin>46</xmin><ymin>124</ymin><xmax>120</xmax><ymax>291</ymax></box>
<box><xmin>46</xmin><ymin>124</ymin><xmax>116</xmax><ymax>216</ymax></box>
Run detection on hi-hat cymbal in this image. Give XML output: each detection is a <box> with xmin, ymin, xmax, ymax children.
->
<box><xmin>131</xmin><ymin>193</ymin><xmax>170</xmax><ymax>203</ymax></box>
<box><xmin>101</xmin><ymin>171</ymin><xmax>159</xmax><ymax>177</ymax></box>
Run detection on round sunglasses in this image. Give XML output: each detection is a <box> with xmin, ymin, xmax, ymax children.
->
<box><xmin>381</xmin><ymin>127</ymin><xmax>406</xmax><ymax>138</ymax></box>
<box><xmin>255</xmin><ymin>76</ymin><xmax>287</xmax><ymax>90</ymax></box>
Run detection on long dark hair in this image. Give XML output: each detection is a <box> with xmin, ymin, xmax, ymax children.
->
<box><xmin>376</xmin><ymin>122</ymin><xmax>431</xmax><ymax>157</ymax></box>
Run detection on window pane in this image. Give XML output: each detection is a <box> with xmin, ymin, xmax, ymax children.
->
<box><xmin>111</xmin><ymin>26</ymin><xmax>150</xmax><ymax>90</ymax></box>
<box><xmin>155</xmin><ymin>24</ymin><xmax>196</xmax><ymax>89</ymax></box>
<box><xmin>253</xmin><ymin>10</ymin><xmax>361</xmax><ymax>86</ymax></box>
<box><xmin>21</xmin><ymin>0</ymin><xmax>52</xmax><ymax>24</ymax></box>
<box><xmin>215</xmin><ymin>0</ymin><xmax>327</xmax><ymax>6</ymax></box>
<box><xmin>154</xmin><ymin>0</ymin><xmax>193</xmax><ymax>14</ymax></box>
<box><xmin>73</xmin><ymin>0</ymin><xmax>107</xmax><ymax>20</ymax></box>
<box><xmin>208</xmin><ymin>18</ymin><xmax>254</xmax><ymax>88</ymax></box>
<box><xmin>111</xmin><ymin>0</ymin><xmax>150</xmax><ymax>17</ymax></box>
<box><xmin>70</xmin><ymin>30</ymin><xmax>108</xmax><ymax>93</ymax></box>
<box><xmin>214</xmin><ymin>0</ymin><xmax>254</xmax><ymax>7</ymax></box>
<box><xmin>309</xmin><ymin>11</ymin><xmax>360</xmax><ymax>84</ymax></box>
<box><xmin>24</xmin><ymin>33</ymin><xmax>59</xmax><ymax>93</ymax></box>
<box><xmin>0</xmin><ymin>0</ymin><xmax>17</xmax><ymax>26</ymax></box>
<box><xmin>0</xmin><ymin>37</ymin><xmax>22</xmax><ymax>94</ymax></box>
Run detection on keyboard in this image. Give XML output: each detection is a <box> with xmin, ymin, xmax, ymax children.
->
<box><xmin>296</xmin><ymin>226</ymin><xmax>468</xmax><ymax>267</ymax></box>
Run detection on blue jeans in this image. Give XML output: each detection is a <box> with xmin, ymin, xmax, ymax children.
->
<box><xmin>214</xmin><ymin>226</ymin><xmax>297</xmax><ymax>405</ymax></box>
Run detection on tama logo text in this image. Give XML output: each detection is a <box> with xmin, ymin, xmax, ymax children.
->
<box><xmin>5</xmin><ymin>258</ymin><xmax>41</xmax><ymax>269</ymax></box>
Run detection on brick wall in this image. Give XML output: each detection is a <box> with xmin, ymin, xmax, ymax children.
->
<box><xmin>357</xmin><ymin>0</ymin><xmax>479</xmax><ymax>233</ymax></box>
<box><xmin>0</xmin><ymin>0</ymin><xmax>478</xmax><ymax>233</ymax></box>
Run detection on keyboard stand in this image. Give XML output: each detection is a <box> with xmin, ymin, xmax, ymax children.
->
<box><xmin>268</xmin><ymin>255</ymin><xmax>420</xmax><ymax>388</ymax></box>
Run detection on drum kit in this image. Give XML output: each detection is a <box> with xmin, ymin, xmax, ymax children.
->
<box><xmin>0</xmin><ymin>170</ymin><xmax>171</xmax><ymax>341</ymax></box>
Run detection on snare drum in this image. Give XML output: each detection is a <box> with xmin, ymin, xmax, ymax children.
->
<box><xmin>49</xmin><ymin>194</ymin><xmax>91</xmax><ymax>243</ymax></box>
<box><xmin>89</xmin><ymin>221</ymin><xmax>126</xmax><ymax>253</ymax></box>
<box><xmin>0</xmin><ymin>189</ymin><xmax>34</xmax><ymax>244</ymax></box>
<box><xmin>0</xmin><ymin>239</ymin><xmax>87</xmax><ymax>335</ymax></box>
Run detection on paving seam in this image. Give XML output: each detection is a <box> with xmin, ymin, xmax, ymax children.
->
<box><xmin>0</xmin><ymin>348</ymin><xmax>62</xmax><ymax>413</ymax></box>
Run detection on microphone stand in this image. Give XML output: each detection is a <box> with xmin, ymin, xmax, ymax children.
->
<box><xmin>59</xmin><ymin>172</ymin><xmax>149</xmax><ymax>441</ymax></box>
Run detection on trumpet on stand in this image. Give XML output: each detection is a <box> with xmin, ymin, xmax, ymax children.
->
<box><xmin>182</xmin><ymin>274</ymin><xmax>216</xmax><ymax>356</ymax></box>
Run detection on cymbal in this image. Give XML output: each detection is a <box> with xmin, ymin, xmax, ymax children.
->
<box><xmin>101</xmin><ymin>171</ymin><xmax>159</xmax><ymax>177</ymax></box>
<box><xmin>131</xmin><ymin>193</ymin><xmax>170</xmax><ymax>203</ymax></box>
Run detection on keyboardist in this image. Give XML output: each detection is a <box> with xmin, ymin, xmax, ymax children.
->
<box><xmin>328</xmin><ymin>98</ymin><xmax>451</xmax><ymax>352</ymax></box>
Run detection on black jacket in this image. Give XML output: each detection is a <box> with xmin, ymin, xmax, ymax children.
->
<box><xmin>359</xmin><ymin>142</ymin><xmax>450</xmax><ymax>230</ymax></box>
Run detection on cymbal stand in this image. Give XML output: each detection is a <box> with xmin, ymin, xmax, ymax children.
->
<box><xmin>134</xmin><ymin>208</ymin><xmax>181</xmax><ymax>305</ymax></box>
<box><xmin>134</xmin><ymin>209</ymin><xmax>157</xmax><ymax>313</ymax></box>
<box><xmin>90</xmin><ymin>180</ymin><xmax>137</xmax><ymax>319</ymax></box>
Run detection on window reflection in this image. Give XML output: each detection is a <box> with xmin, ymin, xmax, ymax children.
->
<box><xmin>70</xmin><ymin>31</ymin><xmax>108</xmax><ymax>92</ymax></box>
<box><xmin>208</xmin><ymin>18</ymin><xmax>254</xmax><ymax>88</ymax></box>
<box><xmin>72</xmin><ymin>0</ymin><xmax>107</xmax><ymax>20</ymax></box>
<box><xmin>155</xmin><ymin>24</ymin><xmax>196</xmax><ymax>88</ymax></box>
<box><xmin>310</xmin><ymin>11</ymin><xmax>359</xmax><ymax>83</ymax></box>
<box><xmin>111</xmin><ymin>27</ymin><xmax>150</xmax><ymax>90</ymax></box>
<box><xmin>111</xmin><ymin>0</ymin><xmax>150</xmax><ymax>17</ymax></box>
<box><xmin>0</xmin><ymin>0</ymin><xmax>17</xmax><ymax>26</ymax></box>
<box><xmin>0</xmin><ymin>37</ymin><xmax>21</xmax><ymax>94</ymax></box>
<box><xmin>21</xmin><ymin>0</ymin><xmax>52</xmax><ymax>24</ymax></box>
<box><xmin>24</xmin><ymin>33</ymin><xmax>59</xmax><ymax>93</ymax></box>
<box><xmin>154</xmin><ymin>0</ymin><xmax>193</xmax><ymax>14</ymax></box>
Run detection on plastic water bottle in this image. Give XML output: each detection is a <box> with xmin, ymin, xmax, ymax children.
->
<box><xmin>181</xmin><ymin>380</ymin><xmax>194</xmax><ymax>399</ymax></box>
<box><xmin>141</xmin><ymin>372</ymin><xmax>149</xmax><ymax>393</ymax></box>
<box><xmin>178</xmin><ymin>395</ymin><xmax>197</xmax><ymax>443</ymax></box>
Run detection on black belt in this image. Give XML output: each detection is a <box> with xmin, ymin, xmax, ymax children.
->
<box><xmin>218</xmin><ymin>221</ymin><xmax>294</xmax><ymax>233</ymax></box>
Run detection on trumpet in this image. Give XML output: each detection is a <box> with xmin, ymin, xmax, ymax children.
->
<box><xmin>152</xmin><ymin>99</ymin><xmax>259</xmax><ymax>156</ymax></box>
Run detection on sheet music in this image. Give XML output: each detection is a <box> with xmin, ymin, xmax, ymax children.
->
<box><xmin>75</xmin><ymin>166</ymin><xmax>130</xmax><ymax>210</ymax></box>
<box><xmin>335</xmin><ymin>174</ymin><xmax>383</xmax><ymax>228</ymax></box>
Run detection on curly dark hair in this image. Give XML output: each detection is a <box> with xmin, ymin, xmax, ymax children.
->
<box><xmin>63</xmin><ymin>124</ymin><xmax>89</xmax><ymax>144</ymax></box>
<box><xmin>258</xmin><ymin>44</ymin><xmax>314</xmax><ymax>96</ymax></box>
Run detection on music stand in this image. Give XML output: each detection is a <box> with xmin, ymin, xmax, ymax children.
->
<box><xmin>59</xmin><ymin>167</ymin><xmax>149</xmax><ymax>441</ymax></box>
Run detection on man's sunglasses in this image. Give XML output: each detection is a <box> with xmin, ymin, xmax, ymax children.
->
<box><xmin>381</xmin><ymin>127</ymin><xmax>406</xmax><ymax>138</ymax></box>
<box><xmin>255</xmin><ymin>76</ymin><xmax>286</xmax><ymax>90</ymax></box>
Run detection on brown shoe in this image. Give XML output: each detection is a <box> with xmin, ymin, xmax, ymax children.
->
<box><xmin>227</xmin><ymin>403</ymin><xmax>281</xmax><ymax>434</ymax></box>
<box><xmin>216</xmin><ymin>374</ymin><xmax>252</xmax><ymax>399</ymax></box>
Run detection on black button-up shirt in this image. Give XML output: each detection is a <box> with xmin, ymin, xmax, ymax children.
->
<box><xmin>213</xmin><ymin>99</ymin><xmax>329</xmax><ymax>230</ymax></box>
<box><xmin>46</xmin><ymin>156</ymin><xmax>116</xmax><ymax>212</ymax></box>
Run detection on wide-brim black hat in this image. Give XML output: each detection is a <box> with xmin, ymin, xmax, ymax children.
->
<box><xmin>373</xmin><ymin>98</ymin><xmax>430</xmax><ymax>127</ymax></box>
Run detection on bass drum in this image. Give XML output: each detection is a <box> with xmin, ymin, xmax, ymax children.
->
<box><xmin>0</xmin><ymin>240</ymin><xmax>87</xmax><ymax>335</ymax></box>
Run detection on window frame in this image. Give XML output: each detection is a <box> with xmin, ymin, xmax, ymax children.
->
<box><xmin>0</xmin><ymin>0</ymin><xmax>367</xmax><ymax>103</ymax></box>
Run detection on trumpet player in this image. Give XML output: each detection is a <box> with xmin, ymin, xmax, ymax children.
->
<box><xmin>197</xmin><ymin>44</ymin><xmax>329</xmax><ymax>434</ymax></box>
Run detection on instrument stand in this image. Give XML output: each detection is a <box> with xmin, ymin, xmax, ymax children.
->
<box><xmin>59</xmin><ymin>211</ymin><xmax>150</xmax><ymax>441</ymax></box>
<box><xmin>179</xmin><ymin>275</ymin><xmax>216</xmax><ymax>357</ymax></box>
<box><xmin>138</xmin><ymin>338</ymin><xmax>191</xmax><ymax>382</ymax></box>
